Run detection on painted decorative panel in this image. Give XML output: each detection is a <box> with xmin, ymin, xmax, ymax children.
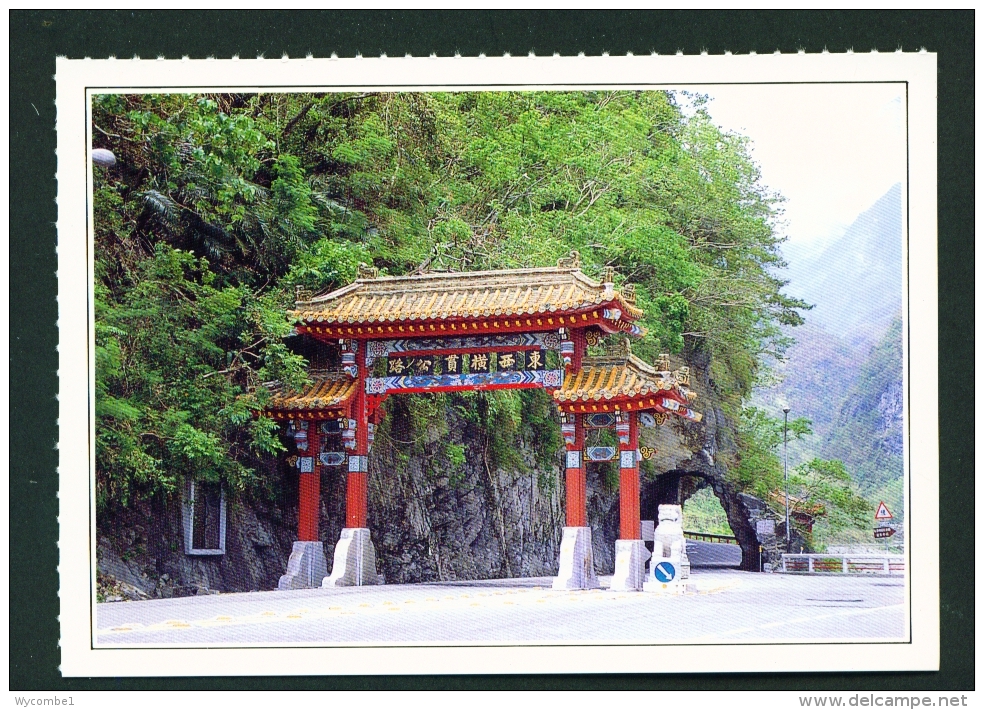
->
<box><xmin>586</xmin><ymin>446</ymin><xmax>617</xmax><ymax>462</ymax></box>
<box><xmin>583</xmin><ymin>412</ymin><xmax>617</xmax><ymax>428</ymax></box>
<box><xmin>366</xmin><ymin>332</ymin><xmax>561</xmax><ymax>365</ymax></box>
<box><xmin>319</xmin><ymin>452</ymin><xmax>346</xmax><ymax>466</ymax></box>
<box><xmin>366</xmin><ymin>369</ymin><xmax>563</xmax><ymax>395</ymax></box>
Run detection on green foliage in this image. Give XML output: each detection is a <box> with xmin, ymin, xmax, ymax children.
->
<box><xmin>789</xmin><ymin>458</ymin><xmax>872</xmax><ymax>532</ymax></box>
<box><xmin>822</xmin><ymin>314</ymin><xmax>904</xmax><ymax>513</ymax></box>
<box><xmin>734</xmin><ymin>407</ymin><xmax>871</xmax><ymax>540</ymax></box>
<box><xmin>733</xmin><ymin>406</ymin><xmax>812</xmax><ymax>498</ymax></box>
<box><xmin>92</xmin><ymin>90</ymin><xmax>808</xmax><ymax>513</ymax></box>
<box><xmin>94</xmin><ymin>245</ymin><xmax>303</xmax><ymax>511</ymax></box>
<box><xmin>682</xmin><ymin>488</ymin><xmax>733</xmax><ymax>536</ymax></box>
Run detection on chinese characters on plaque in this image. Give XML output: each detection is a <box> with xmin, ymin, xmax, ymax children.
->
<box><xmin>388</xmin><ymin>349</ymin><xmax>545</xmax><ymax>376</ymax></box>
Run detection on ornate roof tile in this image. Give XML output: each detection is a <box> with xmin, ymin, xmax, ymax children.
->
<box><xmin>291</xmin><ymin>255</ymin><xmax>643</xmax><ymax>326</ymax></box>
<box><xmin>262</xmin><ymin>371</ymin><xmax>356</xmax><ymax>413</ymax></box>
<box><xmin>553</xmin><ymin>352</ymin><xmax>701</xmax><ymax>421</ymax></box>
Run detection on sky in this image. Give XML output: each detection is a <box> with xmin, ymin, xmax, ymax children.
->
<box><xmin>683</xmin><ymin>83</ymin><xmax>906</xmax><ymax>259</ymax></box>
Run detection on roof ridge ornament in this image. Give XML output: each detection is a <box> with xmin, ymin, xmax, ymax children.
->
<box><xmin>357</xmin><ymin>262</ymin><xmax>380</xmax><ymax>280</ymax></box>
<box><xmin>556</xmin><ymin>250</ymin><xmax>581</xmax><ymax>270</ymax></box>
<box><xmin>622</xmin><ymin>283</ymin><xmax>637</xmax><ymax>304</ymax></box>
<box><xmin>295</xmin><ymin>285</ymin><xmax>313</xmax><ymax>304</ymax></box>
<box><xmin>602</xmin><ymin>265</ymin><xmax>615</xmax><ymax>286</ymax></box>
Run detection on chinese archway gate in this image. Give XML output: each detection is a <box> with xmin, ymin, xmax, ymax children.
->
<box><xmin>261</xmin><ymin>252</ymin><xmax>701</xmax><ymax>591</ymax></box>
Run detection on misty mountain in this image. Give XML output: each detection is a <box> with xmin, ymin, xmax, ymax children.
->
<box><xmin>754</xmin><ymin>185</ymin><xmax>905</xmax><ymax>522</ymax></box>
<box><xmin>783</xmin><ymin>183</ymin><xmax>903</xmax><ymax>344</ymax></box>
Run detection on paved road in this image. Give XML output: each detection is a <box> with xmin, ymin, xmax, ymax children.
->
<box><xmin>687</xmin><ymin>540</ymin><xmax>743</xmax><ymax>568</ymax></box>
<box><xmin>96</xmin><ymin>570</ymin><xmax>905</xmax><ymax>646</ymax></box>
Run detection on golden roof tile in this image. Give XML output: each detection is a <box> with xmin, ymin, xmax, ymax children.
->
<box><xmin>553</xmin><ymin>353</ymin><xmax>698</xmax><ymax>420</ymax></box>
<box><xmin>262</xmin><ymin>371</ymin><xmax>356</xmax><ymax>413</ymax></box>
<box><xmin>291</xmin><ymin>259</ymin><xmax>644</xmax><ymax>326</ymax></box>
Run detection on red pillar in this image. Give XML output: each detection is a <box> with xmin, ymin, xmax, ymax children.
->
<box><xmin>298</xmin><ymin>424</ymin><xmax>321</xmax><ymax>541</ymax></box>
<box><xmin>618</xmin><ymin>412</ymin><xmax>641</xmax><ymax>540</ymax></box>
<box><xmin>345</xmin><ymin>341</ymin><xmax>370</xmax><ymax>529</ymax></box>
<box><xmin>565</xmin><ymin>414</ymin><xmax>587</xmax><ymax>527</ymax></box>
<box><xmin>570</xmin><ymin>327</ymin><xmax>587</xmax><ymax>372</ymax></box>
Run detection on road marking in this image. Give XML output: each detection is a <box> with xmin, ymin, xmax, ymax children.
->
<box><xmin>106</xmin><ymin>580</ymin><xmax>877</xmax><ymax>640</ymax></box>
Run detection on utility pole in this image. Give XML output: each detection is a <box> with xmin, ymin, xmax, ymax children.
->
<box><xmin>782</xmin><ymin>405</ymin><xmax>790</xmax><ymax>553</ymax></box>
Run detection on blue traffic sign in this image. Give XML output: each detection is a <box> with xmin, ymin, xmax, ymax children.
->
<box><xmin>653</xmin><ymin>561</ymin><xmax>676</xmax><ymax>583</ymax></box>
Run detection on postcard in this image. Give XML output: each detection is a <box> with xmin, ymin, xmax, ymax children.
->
<box><xmin>55</xmin><ymin>52</ymin><xmax>938</xmax><ymax>676</ymax></box>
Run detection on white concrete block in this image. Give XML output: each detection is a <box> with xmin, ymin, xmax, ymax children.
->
<box><xmin>609</xmin><ymin>539</ymin><xmax>650</xmax><ymax>591</ymax></box>
<box><xmin>323</xmin><ymin>528</ymin><xmax>380</xmax><ymax>587</ymax></box>
<box><xmin>277</xmin><ymin>541</ymin><xmax>328</xmax><ymax>590</ymax></box>
<box><xmin>552</xmin><ymin>526</ymin><xmax>600</xmax><ymax>590</ymax></box>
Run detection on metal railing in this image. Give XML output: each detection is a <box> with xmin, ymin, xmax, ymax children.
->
<box><xmin>683</xmin><ymin>531</ymin><xmax>739</xmax><ymax>545</ymax></box>
<box><xmin>781</xmin><ymin>553</ymin><xmax>905</xmax><ymax>575</ymax></box>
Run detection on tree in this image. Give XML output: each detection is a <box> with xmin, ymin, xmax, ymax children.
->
<box><xmin>789</xmin><ymin>458</ymin><xmax>872</xmax><ymax>533</ymax></box>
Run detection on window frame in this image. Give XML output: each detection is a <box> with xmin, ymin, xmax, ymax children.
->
<box><xmin>181</xmin><ymin>479</ymin><xmax>227</xmax><ymax>556</ymax></box>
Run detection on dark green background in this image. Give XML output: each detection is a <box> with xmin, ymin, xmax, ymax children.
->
<box><xmin>9</xmin><ymin>9</ymin><xmax>973</xmax><ymax>691</ymax></box>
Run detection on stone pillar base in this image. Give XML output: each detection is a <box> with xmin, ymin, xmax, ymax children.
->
<box><xmin>323</xmin><ymin>528</ymin><xmax>380</xmax><ymax>587</ymax></box>
<box><xmin>552</xmin><ymin>526</ymin><xmax>600</xmax><ymax>590</ymax></box>
<box><xmin>610</xmin><ymin>539</ymin><xmax>650</xmax><ymax>591</ymax></box>
<box><xmin>277</xmin><ymin>541</ymin><xmax>328</xmax><ymax>590</ymax></box>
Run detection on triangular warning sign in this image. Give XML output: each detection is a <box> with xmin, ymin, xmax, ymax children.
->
<box><xmin>874</xmin><ymin>501</ymin><xmax>893</xmax><ymax>520</ymax></box>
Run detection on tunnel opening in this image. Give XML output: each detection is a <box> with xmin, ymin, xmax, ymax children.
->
<box><xmin>642</xmin><ymin>470</ymin><xmax>765</xmax><ymax>571</ymax></box>
<box><xmin>682</xmin><ymin>487</ymin><xmax>734</xmax><ymax>537</ymax></box>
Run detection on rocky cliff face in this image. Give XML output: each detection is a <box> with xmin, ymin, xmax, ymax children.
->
<box><xmin>97</xmin><ymin>349</ymin><xmax>783</xmax><ymax>597</ymax></box>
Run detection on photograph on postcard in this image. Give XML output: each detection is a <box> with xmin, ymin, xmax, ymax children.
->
<box><xmin>53</xmin><ymin>54</ymin><xmax>938</xmax><ymax>674</ymax></box>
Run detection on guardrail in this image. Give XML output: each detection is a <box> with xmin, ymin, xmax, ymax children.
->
<box><xmin>684</xmin><ymin>531</ymin><xmax>739</xmax><ymax>545</ymax></box>
<box><xmin>781</xmin><ymin>554</ymin><xmax>905</xmax><ymax>575</ymax></box>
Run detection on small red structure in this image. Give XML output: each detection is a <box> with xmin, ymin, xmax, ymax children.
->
<box><xmin>261</xmin><ymin>253</ymin><xmax>701</xmax><ymax>590</ymax></box>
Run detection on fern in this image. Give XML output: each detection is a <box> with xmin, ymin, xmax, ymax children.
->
<box><xmin>140</xmin><ymin>189</ymin><xmax>181</xmax><ymax>226</ymax></box>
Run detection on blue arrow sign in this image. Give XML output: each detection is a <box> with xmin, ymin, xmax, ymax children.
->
<box><xmin>652</xmin><ymin>561</ymin><xmax>677</xmax><ymax>583</ymax></box>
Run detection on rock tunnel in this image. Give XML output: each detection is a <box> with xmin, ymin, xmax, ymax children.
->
<box><xmin>641</xmin><ymin>469</ymin><xmax>767</xmax><ymax>572</ymax></box>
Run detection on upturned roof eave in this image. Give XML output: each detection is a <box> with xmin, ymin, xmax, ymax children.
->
<box><xmin>290</xmin><ymin>265</ymin><xmax>645</xmax><ymax>325</ymax></box>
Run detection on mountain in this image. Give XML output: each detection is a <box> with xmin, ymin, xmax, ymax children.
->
<box><xmin>757</xmin><ymin>321</ymin><xmax>860</xmax><ymax>447</ymax></box>
<box><xmin>754</xmin><ymin>184</ymin><xmax>906</xmax><ymax>525</ymax></box>
<box><xmin>822</xmin><ymin>313</ymin><xmax>905</xmax><ymax>517</ymax></box>
<box><xmin>783</xmin><ymin>183</ymin><xmax>903</xmax><ymax>345</ymax></box>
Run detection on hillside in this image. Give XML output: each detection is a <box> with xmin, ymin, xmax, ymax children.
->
<box><xmin>822</xmin><ymin>313</ymin><xmax>905</xmax><ymax>518</ymax></box>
